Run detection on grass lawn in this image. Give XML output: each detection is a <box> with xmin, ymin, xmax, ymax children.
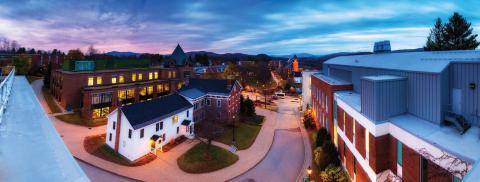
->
<box><xmin>241</xmin><ymin>114</ymin><xmax>265</xmax><ymax>125</ymax></box>
<box><xmin>41</xmin><ymin>87</ymin><xmax>63</xmax><ymax>113</ymax></box>
<box><xmin>177</xmin><ymin>143</ymin><xmax>238</xmax><ymax>173</ymax></box>
<box><xmin>84</xmin><ymin>134</ymin><xmax>156</xmax><ymax>166</ymax></box>
<box><xmin>55</xmin><ymin>112</ymin><xmax>107</xmax><ymax>127</ymax></box>
<box><xmin>217</xmin><ymin>118</ymin><xmax>263</xmax><ymax>150</ymax></box>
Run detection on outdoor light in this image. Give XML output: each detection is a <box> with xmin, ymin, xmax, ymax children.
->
<box><xmin>470</xmin><ymin>82</ymin><xmax>476</xmax><ymax>90</ymax></box>
<box><xmin>307</xmin><ymin>166</ymin><xmax>312</xmax><ymax>175</ymax></box>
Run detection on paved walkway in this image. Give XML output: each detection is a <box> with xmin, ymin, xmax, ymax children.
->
<box><xmin>31</xmin><ymin>80</ymin><xmax>311</xmax><ymax>182</ymax></box>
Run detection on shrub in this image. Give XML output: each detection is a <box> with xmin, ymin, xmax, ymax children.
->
<box><xmin>320</xmin><ymin>164</ymin><xmax>350</xmax><ymax>182</ymax></box>
<box><xmin>243</xmin><ymin>97</ymin><xmax>255</xmax><ymax>116</ymax></box>
<box><xmin>316</xmin><ymin>127</ymin><xmax>330</xmax><ymax>147</ymax></box>
<box><xmin>314</xmin><ymin>141</ymin><xmax>340</xmax><ymax>171</ymax></box>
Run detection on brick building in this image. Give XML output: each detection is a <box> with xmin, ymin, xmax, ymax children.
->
<box><xmin>50</xmin><ymin>45</ymin><xmax>192</xmax><ymax>119</ymax></box>
<box><xmin>310</xmin><ymin>50</ymin><xmax>480</xmax><ymax>182</ymax></box>
<box><xmin>178</xmin><ymin>78</ymin><xmax>242</xmax><ymax>123</ymax></box>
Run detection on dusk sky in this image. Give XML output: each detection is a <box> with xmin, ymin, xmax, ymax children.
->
<box><xmin>1</xmin><ymin>0</ymin><xmax>479</xmax><ymax>55</ymax></box>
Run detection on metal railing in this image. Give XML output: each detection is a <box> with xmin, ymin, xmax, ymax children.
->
<box><xmin>0</xmin><ymin>66</ymin><xmax>15</xmax><ymax>124</ymax></box>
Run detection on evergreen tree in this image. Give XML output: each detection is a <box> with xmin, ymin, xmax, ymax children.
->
<box><xmin>444</xmin><ymin>12</ymin><xmax>479</xmax><ymax>50</ymax></box>
<box><xmin>424</xmin><ymin>12</ymin><xmax>479</xmax><ymax>50</ymax></box>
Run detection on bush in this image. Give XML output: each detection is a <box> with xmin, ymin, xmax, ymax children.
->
<box><xmin>244</xmin><ymin>97</ymin><xmax>255</xmax><ymax>116</ymax></box>
<box><xmin>316</xmin><ymin>128</ymin><xmax>330</xmax><ymax>147</ymax></box>
<box><xmin>303</xmin><ymin>115</ymin><xmax>313</xmax><ymax>129</ymax></box>
<box><xmin>314</xmin><ymin>141</ymin><xmax>340</xmax><ymax>171</ymax></box>
<box><xmin>320</xmin><ymin>164</ymin><xmax>350</xmax><ymax>182</ymax></box>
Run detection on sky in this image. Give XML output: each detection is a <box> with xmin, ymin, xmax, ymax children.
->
<box><xmin>0</xmin><ymin>0</ymin><xmax>479</xmax><ymax>55</ymax></box>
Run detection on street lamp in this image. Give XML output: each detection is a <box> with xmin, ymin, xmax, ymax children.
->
<box><xmin>262</xmin><ymin>84</ymin><xmax>266</xmax><ymax>109</ymax></box>
<box><xmin>232</xmin><ymin>115</ymin><xmax>236</xmax><ymax>146</ymax></box>
<box><xmin>307</xmin><ymin>166</ymin><xmax>312</xmax><ymax>180</ymax></box>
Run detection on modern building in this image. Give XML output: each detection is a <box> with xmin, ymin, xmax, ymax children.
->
<box><xmin>50</xmin><ymin>45</ymin><xmax>192</xmax><ymax>119</ymax></box>
<box><xmin>301</xmin><ymin>70</ymin><xmax>320</xmax><ymax>111</ymax></box>
<box><xmin>178</xmin><ymin>78</ymin><xmax>242</xmax><ymax>123</ymax></box>
<box><xmin>105</xmin><ymin>93</ymin><xmax>194</xmax><ymax>162</ymax></box>
<box><xmin>309</xmin><ymin>50</ymin><xmax>480</xmax><ymax>182</ymax></box>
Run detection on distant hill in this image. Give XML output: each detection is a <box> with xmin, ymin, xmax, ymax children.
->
<box><xmin>105</xmin><ymin>51</ymin><xmax>142</xmax><ymax>57</ymax></box>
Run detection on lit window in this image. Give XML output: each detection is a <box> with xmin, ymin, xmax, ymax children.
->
<box><xmin>138</xmin><ymin>73</ymin><xmax>143</xmax><ymax>80</ymax></box>
<box><xmin>172</xmin><ymin>71</ymin><xmax>176</xmax><ymax>78</ymax></box>
<box><xmin>132</xmin><ymin>74</ymin><xmax>136</xmax><ymax>81</ymax></box>
<box><xmin>177</xmin><ymin>82</ymin><xmax>183</xmax><ymax>89</ymax></box>
<box><xmin>96</xmin><ymin>76</ymin><xmax>102</xmax><ymax>85</ymax></box>
<box><xmin>147</xmin><ymin>86</ymin><xmax>153</xmax><ymax>95</ymax></box>
<box><xmin>366</xmin><ymin>129</ymin><xmax>369</xmax><ymax>160</ymax></box>
<box><xmin>154</xmin><ymin>72</ymin><xmax>158</xmax><ymax>79</ymax></box>
<box><xmin>111</xmin><ymin>77</ymin><xmax>117</xmax><ymax>84</ymax></box>
<box><xmin>149</xmin><ymin>72</ymin><xmax>153</xmax><ymax>80</ymax></box>
<box><xmin>157</xmin><ymin>84</ymin><xmax>164</xmax><ymax>93</ymax></box>
<box><xmin>164</xmin><ymin>83</ymin><xmax>170</xmax><ymax>91</ymax></box>
<box><xmin>87</xmin><ymin>77</ymin><xmax>94</xmax><ymax>86</ymax></box>
<box><xmin>172</xmin><ymin>115</ymin><xmax>179</xmax><ymax>124</ymax></box>
<box><xmin>168</xmin><ymin>71</ymin><xmax>172</xmax><ymax>78</ymax></box>
<box><xmin>119</xmin><ymin>75</ymin><xmax>124</xmax><ymax>83</ymax></box>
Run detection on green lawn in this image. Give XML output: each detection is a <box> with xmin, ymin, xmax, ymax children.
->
<box><xmin>55</xmin><ymin>112</ymin><xmax>107</xmax><ymax>127</ymax></box>
<box><xmin>241</xmin><ymin>114</ymin><xmax>265</xmax><ymax>126</ymax></box>
<box><xmin>41</xmin><ymin>87</ymin><xmax>63</xmax><ymax>113</ymax></box>
<box><xmin>177</xmin><ymin>143</ymin><xmax>239</xmax><ymax>173</ymax></box>
<box><xmin>217</xmin><ymin>121</ymin><xmax>262</xmax><ymax>150</ymax></box>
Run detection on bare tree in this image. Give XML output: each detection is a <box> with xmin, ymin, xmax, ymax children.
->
<box><xmin>418</xmin><ymin>148</ymin><xmax>470</xmax><ymax>178</ymax></box>
<box><xmin>86</xmin><ymin>44</ymin><xmax>98</xmax><ymax>56</ymax></box>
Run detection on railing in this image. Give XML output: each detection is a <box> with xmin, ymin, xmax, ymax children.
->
<box><xmin>0</xmin><ymin>66</ymin><xmax>15</xmax><ymax>124</ymax></box>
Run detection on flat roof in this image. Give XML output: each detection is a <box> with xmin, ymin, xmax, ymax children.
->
<box><xmin>335</xmin><ymin>91</ymin><xmax>361</xmax><ymax>111</ymax></box>
<box><xmin>313</xmin><ymin>73</ymin><xmax>351</xmax><ymax>86</ymax></box>
<box><xmin>57</xmin><ymin>66</ymin><xmax>176</xmax><ymax>74</ymax></box>
<box><xmin>362</xmin><ymin>75</ymin><xmax>407</xmax><ymax>82</ymax></box>
<box><xmin>325</xmin><ymin>50</ymin><xmax>480</xmax><ymax>73</ymax></box>
<box><xmin>0</xmin><ymin>76</ymin><xmax>88</xmax><ymax>181</ymax></box>
<box><xmin>390</xmin><ymin>114</ymin><xmax>480</xmax><ymax>163</ymax></box>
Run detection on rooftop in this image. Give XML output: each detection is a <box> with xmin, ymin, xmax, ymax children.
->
<box><xmin>179</xmin><ymin>78</ymin><xmax>237</xmax><ymax>97</ymax></box>
<box><xmin>121</xmin><ymin>93</ymin><xmax>193</xmax><ymax>129</ymax></box>
<box><xmin>0</xmin><ymin>76</ymin><xmax>88</xmax><ymax>181</ymax></box>
<box><xmin>325</xmin><ymin>50</ymin><xmax>480</xmax><ymax>73</ymax></box>
<box><xmin>335</xmin><ymin>91</ymin><xmax>361</xmax><ymax>111</ymax></box>
<box><xmin>362</xmin><ymin>75</ymin><xmax>407</xmax><ymax>82</ymax></box>
<box><xmin>314</xmin><ymin>73</ymin><xmax>351</xmax><ymax>86</ymax></box>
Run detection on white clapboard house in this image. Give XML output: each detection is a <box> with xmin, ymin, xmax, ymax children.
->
<box><xmin>105</xmin><ymin>93</ymin><xmax>194</xmax><ymax>161</ymax></box>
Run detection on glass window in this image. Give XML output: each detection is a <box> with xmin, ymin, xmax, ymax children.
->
<box><xmin>109</xmin><ymin>133</ymin><xmax>112</xmax><ymax>141</ymax></box>
<box><xmin>156</xmin><ymin>123</ymin><xmax>160</xmax><ymax>131</ymax></box>
<box><xmin>92</xmin><ymin>93</ymin><xmax>101</xmax><ymax>104</ymax></box>
<box><xmin>127</xmin><ymin>89</ymin><xmax>134</xmax><ymax>98</ymax></box>
<box><xmin>87</xmin><ymin>77</ymin><xmax>94</xmax><ymax>86</ymax></box>
<box><xmin>333</xmin><ymin>100</ymin><xmax>337</xmax><ymax>120</ymax></box>
<box><xmin>160</xmin><ymin>122</ymin><xmax>163</xmax><ymax>130</ymax></box>
<box><xmin>164</xmin><ymin>83</ymin><xmax>170</xmax><ymax>91</ymax></box>
<box><xmin>147</xmin><ymin>86</ymin><xmax>154</xmax><ymax>95</ymax></box>
<box><xmin>149</xmin><ymin>72</ymin><xmax>153</xmax><ymax>80</ymax></box>
<box><xmin>168</xmin><ymin>71</ymin><xmax>172</xmax><ymax>78</ymax></box>
<box><xmin>119</xmin><ymin>75</ymin><xmax>124</xmax><ymax>83</ymax></box>
<box><xmin>138</xmin><ymin>73</ymin><xmax>143</xmax><ymax>80</ymax></box>
<box><xmin>111</xmin><ymin>77</ymin><xmax>117</xmax><ymax>84</ymax></box>
<box><xmin>140</xmin><ymin>129</ymin><xmax>144</xmax><ymax>138</ymax></box>
<box><xmin>113</xmin><ymin>121</ymin><xmax>116</xmax><ymax>130</ymax></box>
<box><xmin>139</xmin><ymin>87</ymin><xmax>147</xmax><ymax>96</ymax></box>
<box><xmin>128</xmin><ymin>129</ymin><xmax>132</xmax><ymax>138</ymax></box>
<box><xmin>397</xmin><ymin>140</ymin><xmax>402</xmax><ymax>166</ymax></box>
<box><xmin>172</xmin><ymin>71</ymin><xmax>176</xmax><ymax>78</ymax></box>
<box><xmin>154</xmin><ymin>72</ymin><xmax>158</xmax><ymax>79</ymax></box>
<box><xmin>217</xmin><ymin>100</ymin><xmax>221</xmax><ymax>107</ymax></box>
<box><xmin>172</xmin><ymin>115</ymin><xmax>178</xmax><ymax>124</ymax></box>
<box><xmin>176</xmin><ymin>126</ymin><xmax>179</xmax><ymax>134</ymax></box>
<box><xmin>118</xmin><ymin>90</ymin><xmax>127</xmax><ymax>100</ymax></box>
<box><xmin>132</xmin><ymin>74</ymin><xmax>136</xmax><ymax>81</ymax></box>
<box><xmin>157</xmin><ymin>84</ymin><xmax>164</xmax><ymax>93</ymax></box>
<box><xmin>96</xmin><ymin>76</ymin><xmax>102</xmax><ymax>85</ymax></box>
<box><xmin>187</xmin><ymin>110</ymin><xmax>189</xmax><ymax>117</ymax></box>
<box><xmin>177</xmin><ymin>82</ymin><xmax>183</xmax><ymax>89</ymax></box>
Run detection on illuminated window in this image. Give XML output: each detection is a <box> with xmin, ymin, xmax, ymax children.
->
<box><xmin>127</xmin><ymin>89</ymin><xmax>134</xmax><ymax>98</ymax></box>
<box><xmin>118</xmin><ymin>90</ymin><xmax>127</xmax><ymax>100</ymax></box>
<box><xmin>177</xmin><ymin>82</ymin><xmax>183</xmax><ymax>89</ymax></box>
<box><xmin>154</xmin><ymin>72</ymin><xmax>158</xmax><ymax>79</ymax></box>
<box><xmin>96</xmin><ymin>76</ymin><xmax>102</xmax><ymax>85</ymax></box>
<box><xmin>149</xmin><ymin>72</ymin><xmax>153</xmax><ymax>80</ymax></box>
<box><xmin>172</xmin><ymin>115</ymin><xmax>179</xmax><ymax>124</ymax></box>
<box><xmin>132</xmin><ymin>74</ymin><xmax>136</xmax><ymax>81</ymax></box>
<box><xmin>172</xmin><ymin>71</ymin><xmax>176</xmax><ymax>78</ymax></box>
<box><xmin>87</xmin><ymin>77</ymin><xmax>94</xmax><ymax>86</ymax></box>
<box><xmin>168</xmin><ymin>71</ymin><xmax>172</xmax><ymax>78</ymax></box>
<box><xmin>147</xmin><ymin>86</ymin><xmax>153</xmax><ymax>95</ymax></box>
<box><xmin>164</xmin><ymin>83</ymin><xmax>170</xmax><ymax>91</ymax></box>
<box><xmin>111</xmin><ymin>77</ymin><xmax>117</xmax><ymax>84</ymax></box>
<box><xmin>139</xmin><ymin>87</ymin><xmax>147</xmax><ymax>96</ymax></box>
<box><xmin>157</xmin><ymin>84</ymin><xmax>164</xmax><ymax>93</ymax></box>
<box><xmin>92</xmin><ymin>107</ymin><xmax>109</xmax><ymax>119</ymax></box>
<box><xmin>119</xmin><ymin>75</ymin><xmax>124</xmax><ymax>83</ymax></box>
<box><xmin>138</xmin><ymin>73</ymin><xmax>143</xmax><ymax>80</ymax></box>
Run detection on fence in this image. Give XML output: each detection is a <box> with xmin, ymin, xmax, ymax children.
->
<box><xmin>0</xmin><ymin>66</ymin><xmax>15</xmax><ymax>124</ymax></box>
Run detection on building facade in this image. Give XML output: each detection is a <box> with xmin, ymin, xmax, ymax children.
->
<box><xmin>105</xmin><ymin>93</ymin><xmax>194</xmax><ymax>162</ymax></box>
<box><xmin>300</xmin><ymin>70</ymin><xmax>320</xmax><ymax>111</ymax></box>
<box><xmin>179</xmin><ymin>79</ymin><xmax>242</xmax><ymax>123</ymax></box>
<box><xmin>310</xmin><ymin>50</ymin><xmax>480</xmax><ymax>182</ymax></box>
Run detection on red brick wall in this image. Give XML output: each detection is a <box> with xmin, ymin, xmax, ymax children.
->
<box><xmin>403</xmin><ymin>144</ymin><xmax>421</xmax><ymax>182</ymax></box>
<box><xmin>426</xmin><ymin>159</ymin><xmax>452</xmax><ymax>182</ymax></box>
<box><xmin>356</xmin><ymin>160</ymin><xmax>371</xmax><ymax>182</ymax></box>
<box><xmin>346</xmin><ymin>147</ymin><xmax>354</xmax><ymax>178</ymax></box>
<box><xmin>369</xmin><ymin>134</ymin><xmax>390</xmax><ymax>173</ymax></box>
<box><xmin>355</xmin><ymin>121</ymin><xmax>366</xmax><ymax>159</ymax></box>
<box><xmin>338</xmin><ymin>134</ymin><xmax>344</xmax><ymax>162</ymax></box>
<box><xmin>389</xmin><ymin>135</ymin><xmax>398</xmax><ymax>174</ymax></box>
<box><xmin>345</xmin><ymin>114</ymin><xmax>353</xmax><ymax>142</ymax></box>
<box><xmin>337</xmin><ymin>106</ymin><xmax>344</xmax><ymax>132</ymax></box>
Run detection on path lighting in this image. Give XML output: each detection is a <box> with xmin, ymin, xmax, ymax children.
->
<box><xmin>307</xmin><ymin>166</ymin><xmax>312</xmax><ymax>179</ymax></box>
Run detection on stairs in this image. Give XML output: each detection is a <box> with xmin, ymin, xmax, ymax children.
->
<box><xmin>444</xmin><ymin>111</ymin><xmax>471</xmax><ymax>134</ymax></box>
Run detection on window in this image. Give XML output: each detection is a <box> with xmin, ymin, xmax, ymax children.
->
<box><xmin>128</xmin><ymin>129</ymin><xmax>132</xmax><ymax>138</ymax></box>
<box><xmin>176</xmin><ymin>126</ymin><xmax>179</xmax><ymax>134</ymax></box>
<box><xmin>109</xmin><ymin>133</ymin><xmax>112</xmax><ymax>141</ymax></box>
<box><xmin>365</xmin><ymin>128</ymin><xmax>369</xmax><ymax>160</ymax></box>
<box><xmin>147</xmin><ymin>86</ymin><xmax>154</xmax><ymax>95</ymax></box>
<box><xmin>397</xmin><ymin>140</ymin><xmax>402</xmax><ymax>166</ymax></box>
<box><xmin>172</xmin><ymin>71</ymin><xmax>176</xmax><ymax>78</ymax></box>
<box><xmin>217</xmin><ymin>100</ymin><xmax>221</xmax><ymax>107</ymax></box>
<box><xmin>207</xmin><ymin>99</ymin><xmax>211</xmax><ymax>106</ymax></box>
<box><xmin>140</xmin><ymin>129</ymin><xmax>144</xmax><ymax>138</ymax></box>
<box><xmin>156</xmin><ymin>123</ymin><xmax>160</xmax><ymax>131</ymax></box>
<box><xmin>149</xmin><ymin>72</ymin><xmax>153</xmax><ymax>80</ymax></box>
<box><xmin>177</xmin><ymin>82</ymin><xmax>183</xmax><ymax>89</ymax></box>
<box><xmin>87</xmin><ymin>77</ymin><xmax>94</xmax><ymax>86</ymax></box>
<box><xmin>421</xmin><ymin>157</ymin><xmax>427</xmax><ymax>182</ymax></box>
<box><xmin>96</xmin><ymin>76</ymin><xmax>102</xmax><ymax>85</ymax></box>
<box><xmin>160</xmin><ymin>122</ymin><xmax>163</xmax><ymax>130</ymax></box>
<box><xmin>157</xmin><ymin>84</ymin><xmax>164</xmax><ymax>93</ymax></box>
<box><xmin>139</xmin><ymin>87</ymin><xmax>147</xmax><ymax>96</ymax></box>
<box><xmin>187</xmin><ymin>110</ymin><xmax>189</xmax><ymax>117</ymax></box>
<box><xmin>172</xmin><ymin>115</ymin><xmax>179</xmax><ymax>124</ymax></box>
<box><xmin>343</xmin><ymin>142</ymin><xmax>346</xmax><ymax>156</ymax></box>
<box><xmin>353</xmin><ymin>159</ymin><xmax>356</xmax><ymax>174</ymax></box>
<box><xmin>168</xmin><ymin>71</ymin><xmax>172</xmax><ymax>78</ymax></box>
<box><xmin>92</xmin><ymin>107</ymin><xmax>109</xmax><ymax>118</ymax></box>
<box><xmin>154</xmin><ymin>72</ymin><xmax>158</xmax><ymax>79</ymax></box>
<box><xmin>333</xmin><ymin>100</ymin><xmax>337</xmax><ymax>120</ymax></box>
<box><xmin>119</xmin><ymin>75</ymin><xmax>124</xmax><ymax>83</ymax></box>
<box><xmin>138</xmin><ymin>73</ymin><xmax>143</xmax><ymax>80</ymax></box>
<box><xmin>132</xmin><ymin>74</ymin><xmax>136</xmax><ymax>81</ymax></box>
<box><xmin>111</xmin><ymin>77</ymin><xmax>117</xmax><ymax>84</ymax></box>
<box><xmin>164</xmin><ymin>83</ymin><xmax>170</xmax><ymax>91</ymax></box>
<box><xmin>353</xmin><ymin>120</ymin><xmax>356</xmax><ymax>145</ymax></box>
<box><xmin>113</xmin><ymin>121</ymin><xmax>116</xmax><ymax>130</ymax></box>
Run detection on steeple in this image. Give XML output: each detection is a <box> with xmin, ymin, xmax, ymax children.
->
<box><xmin>171</xmin><ymin>44</ymin><xmax>186</xmax><ymax>66</ymax></box>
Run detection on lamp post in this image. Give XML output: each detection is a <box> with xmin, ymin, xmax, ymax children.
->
<box><xmin>262</xmin><ymin>84</ymin><xmax>266</xmax><ymax>109</ymax></box>
<box><xmin>307</xmin><ymin>166</ymin><xmax>312</xmax><ymax>180</ymax></box>
<box><xmin>232</xmin><ymin>115</ymin><xmax>236</xmax><ymax>146</ymax></box>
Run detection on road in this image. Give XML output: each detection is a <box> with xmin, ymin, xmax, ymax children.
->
<box><xmin>232</xmin><ymin>96</ymin><xmax>307</xmax><ymax>182</ymax></box>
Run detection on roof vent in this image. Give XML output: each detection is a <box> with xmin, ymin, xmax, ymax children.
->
<box><xmin>373</xmin><ymin>40</ymin><xmax>391</xmax><ymax>53</ymax></box>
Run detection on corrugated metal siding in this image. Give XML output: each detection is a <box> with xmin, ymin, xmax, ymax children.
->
<box><xmin>451</xmin><ymin>63</ymin><xmax>480</xmax><ymax>126</ymax></box>
<box><xmin>328</xmin><ymin>65</ymin><xmax>442</xmax><ymax>124</ymax></box>
<box><xmin>361</xmin><ymin>78</ymin><xmax>406</xmax><ymax>122</ymax></box>
<box><xmin>330</xmin><ymin>67</ymin><xmax>352</xmax><ymax>82</ymax></box>
<box><xmin>361</xmin><ymin>79</ymin><xmax>374</xmax><ymax>120</ymax></box>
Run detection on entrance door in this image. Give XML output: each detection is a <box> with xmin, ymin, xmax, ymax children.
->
<box><xmin>452</xmin><ymin>88</ymin><xmax>462</xmax><ymax>114</ymax></box>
